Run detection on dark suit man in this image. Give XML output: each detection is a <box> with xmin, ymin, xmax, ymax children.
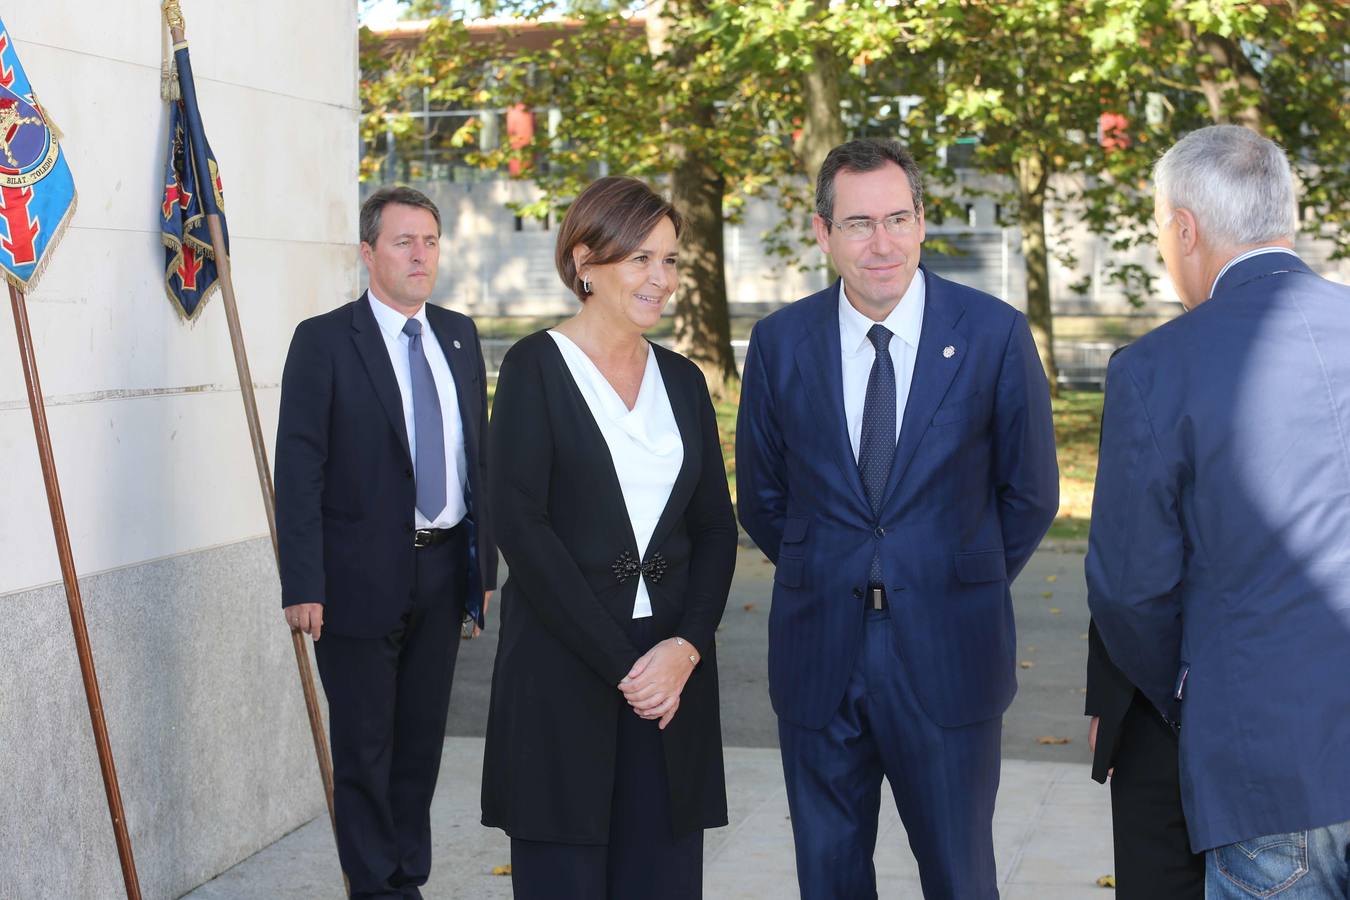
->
<box><xmin>737</xmin><ymin>139</ymin><xmax>1059</xmax><ymax>899</ymax></box>
<box><xmin>1087</xmin><ymin>624</ymin><xmax>1205</xmax><ymax>897</ymax></box>
<box><xmin>275</xmin><ymin>186</ymin><xmax>497</xmax><ymax>899</ymax></box>
<box><xmin>1088</xmin><ymin>125</ymin><xmax>1350</xmax><ymax>896</ymax></box>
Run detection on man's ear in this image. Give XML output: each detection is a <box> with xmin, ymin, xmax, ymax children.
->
<box><xmin>1174</xmin><ymin>208</ymin><xmax>1200</xmax><ymax>255</ymax></box>
<box><xmin>812</xmin><ymin>215</ymin><xmax>832</xmax><ymax>254</ymax></box>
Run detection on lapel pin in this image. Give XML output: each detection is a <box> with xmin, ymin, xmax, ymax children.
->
<box><xmin>943</xmin><ymin>345</ymin><xmax>956</xmax><ymax>359</ymax></box>
<box><xmin>453</xmin><ymin>339</ymin><xmax>462</xmax><ymax>350</ymax></box>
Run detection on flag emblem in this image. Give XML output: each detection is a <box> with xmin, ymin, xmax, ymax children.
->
<box><xmin>0</xmin><ymin>19</ymin><xmax>77</xmax><ymax>292</ymax></box>
<box><xmin>160</xmin><ymin>42</ymin><xmax>227</xmax><ymax>320</ymax></box>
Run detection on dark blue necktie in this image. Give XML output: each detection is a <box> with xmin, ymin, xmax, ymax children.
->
<box><xmin>859</xmin><ymin>324</ymin><xmax>896</xmax><ymax>587</ymax></box>
<box><xmin>403</xmin><ymin>318</ymin><xmax>447</xmax><ymax>522</ymax></box>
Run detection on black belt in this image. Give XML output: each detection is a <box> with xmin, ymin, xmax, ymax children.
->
<box><xmin>413</xmin><ymin>523</ymin><xmax>463</xmax><ymax>549</ymax></box>
<box><xmin>867</xmin><ymin>587</ymin><xmax>888</xmax><ymax>610</ymax></box>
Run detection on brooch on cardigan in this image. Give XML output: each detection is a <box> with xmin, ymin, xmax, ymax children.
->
<box><xmin>611</xmin><ymin>551</ymin><xmax>668</xmax><ymax>585</ymax></box>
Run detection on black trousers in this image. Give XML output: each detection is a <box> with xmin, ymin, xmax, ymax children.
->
<box><xmin>1109</xmin><ymin>692</ymin><xmax>1205</xmax><ymax>900</ymax></box>
<box><xmin>314</xmin><ymin>528</ymin><xmax>467</xmax><ymax>900</ymax></box>
<box><xmin>509</xmin><ymin>616</ymin><xmax>704</xmax><ymax>900</ymax></box>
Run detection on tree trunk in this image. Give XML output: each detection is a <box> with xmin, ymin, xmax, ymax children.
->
<box><xmin>1177</xmin><ymin>18</ymin><xmax>1273</xmax><ymax>133</ymax></box>
<box><xmin>1015</xmin><ymin>152</ymin><xmax>1058</xmax><ymax>396</ymax></box>
<box><xmin>799</xmin><ymin>6</ymin><xmax>845</xmax><ymax>191</ymax></box>
<box><xmin>646</xmin><ymin>0</ymin><xmax>739</xmax><ymax>396</ymax></box>
<box><xmin>800</xmin><ymin>11</ymin><xmax>845</xmax><ymax>282</ymax></box>
<box><xmin>672</xmin><ymin>131</ymin><xmax>739</xmax><ymax>396</ymax></box>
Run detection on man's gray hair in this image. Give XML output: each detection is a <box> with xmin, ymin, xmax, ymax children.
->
<box><xmin>359</xmin><ymin>185</ymin><xmax>441</xmax><ymax>247</ymax></box>
<box><xmin>1153</xmin><ymin>125</ymin><xmax>1297</xmax><ymax>247</ymax></box>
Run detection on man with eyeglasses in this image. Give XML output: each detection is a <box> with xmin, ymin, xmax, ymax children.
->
<box><xmin>737</xmin><ymin>138</ymin><xmax>1059</xmax><ymax>898</ymax></box>
<box><xmin>1088</xmin><ymin>126</ymin><xmax>1350</xmax><ymax>896</ymax></box>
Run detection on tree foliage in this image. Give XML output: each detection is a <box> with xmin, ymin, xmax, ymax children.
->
<box><xmin>360</xmin><ymin>0</ymin><xmax>1349</xmax><ymax>389</ymax></box>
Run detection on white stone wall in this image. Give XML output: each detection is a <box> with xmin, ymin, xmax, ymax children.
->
<box><xmin>0</xmin><ymin>3</ymin><xmax>357</xmax><ymax>897</ymax></box>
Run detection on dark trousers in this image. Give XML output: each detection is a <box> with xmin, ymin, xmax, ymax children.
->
<box><xmin>509</xmin><ymin>616</ymin><xmax>704</xmax><ymax>900</ymax></box>
<box><xmin>778</xmin><ymin>608</ymin><xmax>1002</xmax><ymax>900</ymax></box>
<box><xmin>314</xmin><ymin>528</ymin><xmax>467</xmax><ymax>900</ymax></box>
<box><xmin>1109</xmin><ymin>692</ymin><xmax>1205</xmax><ymax>900</ymax></box>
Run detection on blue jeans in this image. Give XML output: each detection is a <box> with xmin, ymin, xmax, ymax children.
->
<box><xmin>1206</xmin><ymin>820</ymin><xmax>1350</xmax><ymax>898</ymax></box>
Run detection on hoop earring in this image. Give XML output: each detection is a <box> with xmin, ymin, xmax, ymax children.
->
<box><xmin>582</xmin><ymin>278</ymin><xmax>592</xmax><ymax>294</ymax></box>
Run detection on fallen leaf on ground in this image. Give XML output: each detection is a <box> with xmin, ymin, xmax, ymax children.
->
<box><xmin>1036</xmin><ymin>735</ymin><xmax>1072</xmax><ymax>745</ymax></box>
<box><xmin>1046</xmin><ymin>574</ymin><xmax>1058</xmax><ymax>583</ymax></box>
<box><xmin>1049</xmin><ymin>607</ymin><xmax>1062</xmax><ymax>615</ymax></box>
<box><xmin>1079</xmin><ymin>633</ymin><xmax>1090</xmax><ymax>640</ymax></box>
<box><xmin>743</xmin><ymin>602</ymin><xmax>757</xmax><ymax>612</ymax></box>
<box><xmin>1042</xmin><ymin>590</ymin><xmax>1054</xmax><ymax>599</ymax></box>
<box><xmin>1019</xmin><ymin>660</ymin><xmax>1036</xmax><ymax>669</ymax></box>
<box><xmin>1096</xmin><ymin>874</ymin><xmax>1116</xmax><ymax>887</ymax></box>
<box><xmin>492</xmin><ymin>864</ymin><xmax>512</xmax><ymax>876</ymax></box>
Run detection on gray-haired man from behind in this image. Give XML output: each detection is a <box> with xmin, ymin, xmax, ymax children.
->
<box><xmin>1087</xmin><ymin>125</ymin><xmax>1350</xmax><ymax>896</ymax></box>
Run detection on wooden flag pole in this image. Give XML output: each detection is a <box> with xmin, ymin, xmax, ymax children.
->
<box><xmin>8</xmin><ymin>283</ymin><xmax>143</xmax><ymax>900</ymax></box>
<box><xmin>162</xmin><ymin>5</ymin><xmax>341</xmax><ymax>880</ymax></box>
<box><xmin>202</xmin><ymin>211</ymin><xmax>340</xmax><ymax>842</ymax></box>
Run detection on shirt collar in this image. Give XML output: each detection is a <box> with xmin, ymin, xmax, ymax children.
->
<box><xmin>367</xmin><ymin>289</ymin><xmax>428</xmax><ymax>340</ymax></box>
<box><xmin>1209</xmin><ymin>246</ymin><xmax>1301</xmax><ymax>299</ymax></box>
<box><xmin>838</xmin><ymin>271</ymin><xmax>926</xmax><ymax>356</ymax></box>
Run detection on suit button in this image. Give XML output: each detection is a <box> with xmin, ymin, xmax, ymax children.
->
<box><xmin>852</xmin><ymin>588</ymin><xmax>863</xmax><ymax>599</ymax></box>
<box><xmin>405</xmin><ymin>523</ymin><xmax>414</xmax><ymax>533</ymax></box>
<box><xmin>404</xmin><ymin>468</ymin><xmax>414</xmax><ymax>479</ymax></box>
<box><xmin>874</xmin><ymin>526</ymin><xmax>886</xmax><ymax>538</ymax></box>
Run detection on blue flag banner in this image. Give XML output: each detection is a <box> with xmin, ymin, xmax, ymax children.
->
<box><xmin>0</xmin><ymin>18</ymin><xmax>77</xmax><ymax>293</ymax></box>
<box><xmin>161</xmin><ymin>42</ymin><xmax>228</xmax><ymax>320</ymax></box>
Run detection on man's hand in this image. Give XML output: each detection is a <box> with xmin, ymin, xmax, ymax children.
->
<box><xmin>469</xmin><ymin>590</ymin><xmax>494</xmax><ymax>639</ymax></box>
<box><xmin>1088</xmin><ymin>716</ymin><xmax>1114</xmax><ymax>777</ymax></box>
<box><xmin>285</xmin><ymin>603</ymin><xmax>324</xmax><ymax>641</ymax></box>
<box><xmin>619</xmin><ymin>638</ymin><xmax>699</xmax><ymax>730</ymax></box>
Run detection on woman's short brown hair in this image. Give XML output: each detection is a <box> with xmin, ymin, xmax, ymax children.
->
<box><xmin>555</xmin><ymin>177</ymin><xmax>683</xmax><ymax>301</ymax></box>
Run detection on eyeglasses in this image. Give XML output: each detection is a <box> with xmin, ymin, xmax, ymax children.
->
<box><xmin>828</xmin><ymin>211</ymin><xmax>920</xmax><ymax>241</ymax></box>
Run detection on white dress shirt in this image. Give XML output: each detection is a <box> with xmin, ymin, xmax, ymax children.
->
<box><xmin>1209</xmin><ymin>246</ymin><xmax>1301</xmax><ymax>299</ymax></box>
<box><xmin>549</xmin><ymin>331</ymin><xmax>683</xmax><ymax>619</ymax></box>
<box><xmin>367</xmin><ymin>291</ymin><xmax>467</xmax><ymax>529</ymax></box>
<box><xmin>840</xmin><ymin>273</ymin><xmax>926</xmax><ymax>461</ymax></box>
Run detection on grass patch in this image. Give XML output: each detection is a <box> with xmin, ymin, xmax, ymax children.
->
<box><xmin>1052</xmin><ymin>390</ymin><xmax>1104</xmax><ymax>536</ymax></box>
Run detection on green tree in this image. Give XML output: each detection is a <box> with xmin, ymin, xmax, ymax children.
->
<box><xmin>905</xmin><ymin>0</ymin><xmax>1129</xmax><ymax>394</ymax></box>
<box><xmin>1088</xmin><ymin>0</ymin><xmax>1350</xmax><ymax>263</ymax></box>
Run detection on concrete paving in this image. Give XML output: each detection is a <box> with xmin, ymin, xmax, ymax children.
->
<box><xmin>184</xmin><ymin>545</ymin><xmax>1117</xmax><ymax>899</ymax></box>
<box><xmin>183</xmin><ymin>739</ymin><xmax>1115</xmax><ymax>899</ymax></box>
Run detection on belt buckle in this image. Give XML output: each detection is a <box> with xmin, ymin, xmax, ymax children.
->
<box><xmin>413</xmin><ymin>529</ymin><xmax>432</xmax><ymax>549</ymax></box>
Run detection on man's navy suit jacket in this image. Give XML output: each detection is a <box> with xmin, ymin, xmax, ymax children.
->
<box><xmin>275</xmin><ymin>294</ymin><xmax>498</xmax><ymax>638</ymax></box>
<box><xmin>1087</xmin><ymin>252</ymin><xmax>1350</xmax><ymax>852</ymax></box>
<box><xmin>737</xmin><ymin>269</ymin><xmax>1059</xmax><ymax>731</ymax></box>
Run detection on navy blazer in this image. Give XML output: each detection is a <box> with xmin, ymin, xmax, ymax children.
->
<box><xmin>1087</xmin><ymin>252</ymin><xmax>1350</xmax><ymax>851</ymax></box>
<box><xmin>737</xmin><ymin>269</ymin><xmax>1059</xmax><ymax>730</ymax></box>
<box><xmin>275</xmin><ymin>294</ymin><xmax>498</xmax><ymax>638</ymax></box>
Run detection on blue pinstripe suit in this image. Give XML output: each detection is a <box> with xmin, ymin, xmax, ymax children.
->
<box><xmin>736</xmin><ymin>270</ymin><xmax>1059</xmax><ymax>898</ymax></box>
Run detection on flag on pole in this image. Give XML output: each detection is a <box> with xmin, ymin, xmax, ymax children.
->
<box><xmin>161</xmin><ymin>40</ymin><xmax>228</xmax><ymax>320</ymax></box>
<box><xmin>0</xmin><ymin>17</ymin><xmax>77</xmax><ymax>293</ymax></box>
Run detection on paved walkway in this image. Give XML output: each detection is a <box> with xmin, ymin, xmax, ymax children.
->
<box><xmin>184</xmin><ymin>737</ymin><xmax>1115</xmax><ymax>899</ymax></box>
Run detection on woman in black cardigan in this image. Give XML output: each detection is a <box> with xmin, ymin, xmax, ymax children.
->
<box><xmin>481</xmin><ymin>176</ymin><xmax>738</xmax><ymax>899</ymax></box>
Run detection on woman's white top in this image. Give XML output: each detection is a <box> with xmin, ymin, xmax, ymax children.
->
<box><xmin>548</xmin><ymin>330</ymin><xmax>683</xmax><ymax>618</ymax></box>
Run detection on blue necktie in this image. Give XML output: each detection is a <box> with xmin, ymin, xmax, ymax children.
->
<box><xmin>403</xmin><ymin>318</ymin><xmax>447</xmax><ymax>522</ymax></box>
<box><xmin>859</xmin><ymin>324</ymin><xmax>896</xmax><ymax>588</ymax></box>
